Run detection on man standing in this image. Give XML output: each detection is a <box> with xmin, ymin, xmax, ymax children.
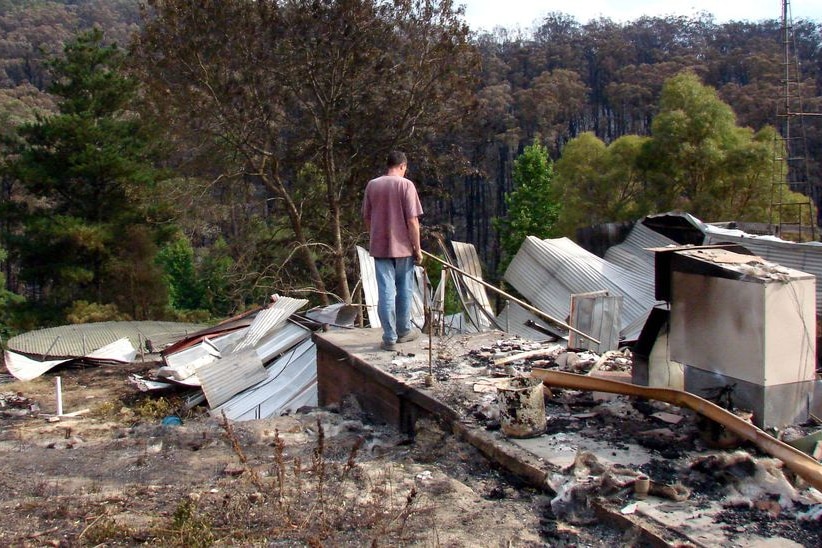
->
<box><xmin>362</xmin><ymin>151</ymin><xmax>424</xmax><ymax>351</ymax></box>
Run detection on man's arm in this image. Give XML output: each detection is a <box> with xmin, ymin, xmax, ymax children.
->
<box><xmin>407</xmin><ymin>216</ymin><xmax>422</xmax><ymax>264</ymax></box>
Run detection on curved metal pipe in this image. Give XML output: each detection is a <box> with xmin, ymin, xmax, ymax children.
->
<box><xmin>531</xmin><ymin>368</ymin><xmax>822</xmax><ymax>493</ymax></box>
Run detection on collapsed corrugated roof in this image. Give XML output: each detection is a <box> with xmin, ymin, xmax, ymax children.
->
<box><xmin>210</xmin><ymin>338</ymin><xmax>317</xmax><ymax>420</ymax></box>
<box><xmin>641</xmin><ymin>212</ymin><xmax>822</xmax><ymax>308</ymax></box>
<box><xmin>7</xmin><ymin>320</ymin><xmax>206</xmax><ymax>359</ymax></box>
<box><xmin>503</xmin><ymin>236</ymin><xmax>659</xmax><ymax>341</ymax></box>
<box><xmin>5</xmin><ymin>337</ymin><xmax>137</xmax><ymax>382</ymax></box>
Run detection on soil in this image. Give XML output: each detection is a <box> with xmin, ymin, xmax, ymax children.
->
<box><xmin>4</xmin><ymin>339</ymin><xmax>822</xmax><ymax>547</ymax></box>
<box><xmin>0</xmin><ymin>361</ymin><xmax>626</xmax><ymax>547</ymax></box>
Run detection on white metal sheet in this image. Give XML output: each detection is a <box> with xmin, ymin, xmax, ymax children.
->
<box><xmin>197</xmin><ymin>349</ymin><xmax>268</xmax><ymax>408</ymax></box>
<box><xmin>504</xmin><ymin>236</ymin><xmax>657</xmax><ymax>341</ymax></box>
<box><xmin>232</xmin><ymin>297</ymin><xmax>308</xmax><ymax>352</ymax></box>
<box><xmin>211</xmin><ymin>339</ymin><xmax>317</xmax><ymax>421</ymax></box>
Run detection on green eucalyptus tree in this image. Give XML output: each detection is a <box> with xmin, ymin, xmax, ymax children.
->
<box><xmin>553</xmin><ymin>132</ymin><xmax>649</xmax><ymax>236</ymax></box>
<box><xmin>639</xmin><ymin>70</ymin><xmax>793</xmax><ymax>222</ymax></box>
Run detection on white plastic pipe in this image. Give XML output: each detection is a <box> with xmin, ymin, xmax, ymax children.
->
<box><xmin>55</xmin><ymin>376</ymin><xmax>63</xmax><ymax>416</ymax></box>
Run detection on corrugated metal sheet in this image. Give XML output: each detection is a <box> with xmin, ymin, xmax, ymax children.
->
<box><xmin>6</xmin><ymin>337</ymin><xmax>137</xmax><ymax>381</ymax></box>
<box><xmin>197</xmin><ymin>349</ymin><xmax>267</xmax><ymax>408</ymax></box>
<box><xmin>7</xmin><ymin>321</ymin><xmax>205</xmax><ymax>359</ymax></box>
<box><xmin>164</xmin><ymin>331</ymin><xmax>242</xmax><ymax>370</ymax></box>
<box><xmin>211</xmin><ymin>338</ymin><xmax>317</xmax><ymax>421</ymax></box>
<box><xmin>604</xmin><ymin>221</ymin><xmax>677</xmax><ymax>273</ymax></box>
<box><xmin>702</xmin><ymin>224</ymin><xmax>822</xmax><ymax>305</ymax></box>
<box><xmin>160</xmin><ymin>320</ymin><xmax>311</xmax><ymax>387</ymax></box>
<box><xmin>85</xmin><ymin>337</ymin><xmax>137</xmax><ymax>363</ymax></box>
<box><xmin>504</xmin><ymin>236</ymin><xmax>657</xmax><ymax>341</ymax></box>
<box><xmin>357</xmin><ymin>245</ymin><xmax>381</xmax><ymax>327</ymax></box>
<box><xmin>253</xmin><ymin>321</ymin><xmax>312</xmax><ymax>364</ymax></box>
<box><xmin>451</xmin><ymin>241</ymin><xmax>495</xmax><ymax>331</ymax></box>
<box><xmin>495</xmin><ymin>302</ymin><xmax>555</xmax><ymax>341</ymax></box>
<box><xmin>4</xmin><ymin>351</ymin><xmax>66</xmax><ymax>382</ymax></box>
<box><xmin>568</xmin><ymin>292</ymin><xmax>622</xmax><ymax>352</ymax></box>
<box><xmin>356</xmin><ymin>245</ymin><xmax>426</xmax><ymax>330</ymax></box>
<box><xmin>638</xmin><ymin>212</ymin><xmax>822</xmax><ymax>308</ymax></box>
<box><xmin>232</xmin><ymin>297</ymin><xmax>308</xmax><ymax>352</ymax></box>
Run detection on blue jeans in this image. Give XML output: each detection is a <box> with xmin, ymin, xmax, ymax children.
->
<box><xmin>374</xmin><ymin>257</ymin><xmax>415</xmax><ymax>344</ymax></box>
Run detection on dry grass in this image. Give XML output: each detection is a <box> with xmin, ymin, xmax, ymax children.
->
<box><xmin>141</xmin><ymin>413</ymin><xmax>432</xmax><ymax>546</ymax></box>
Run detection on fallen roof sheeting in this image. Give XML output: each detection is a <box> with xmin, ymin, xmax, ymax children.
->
<box><xmin>641</xmin><ymin>211</ymin><xmax>822</xmax><ymax>307</ymax></box>
<box><xmin>197</xmin><ymin>349</ymin><xmax>267</xmax><ymax>408</ymax></box>
<box><xmin>5</xmin><ymin>353</ymin><xmax>67</xmax><ymax>382</ymax></box>
<box><xmin>210</xmin><ymin>338</ymin><xmax>317</xmax><ymax>420</ymax></box>
<box><xmin>158</xmin><ymin>313</ymin><xmax>311</xmax><ymax>386</ymax></box>
<box><xmin>148</xmin><ymin>316</ymin><xmax>316</xmax><ymax>420</ymax></box>
<box><xmin>603</xmin><ymin>220</ymin><xmax>678</xmax><ymax>273</ymax></box>
<box><xmin>495</xmin><ymin>301</ymin><xmax>559</xmax><ymax>341</ymax></box>
<box><xmin>5</xmin><ymin>337</ymin><xmax>137</xmax><ymax>381</ymax></box>
<box><xmin>450</xmin><ymin>241</ymin><xmax>497</xmax><ymax>331</ymax></box>
<box><xmin>231</xmin><ymin>296</ymin><xmax>308</xmax><ymax>352</ymax></box>
<box><xmin>6</xmin><ymin>320</ymin><xmax>205</xmax><ymax>360</ymax></box>
<box><xmin>504</xmin><ymin>236</ymin><xmax>658</xmax><ymax>342</ymax></box>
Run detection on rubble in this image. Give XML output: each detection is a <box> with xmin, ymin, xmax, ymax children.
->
<box><xmin>4</xmin><ymin>221</ymin><xmax>822</xmax><ymax>544</ymax></box>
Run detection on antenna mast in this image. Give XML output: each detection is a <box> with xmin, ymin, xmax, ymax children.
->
<box><xmin>770</xmin><ymin>0</ymin><xmax>818</xmax><ymax>240</ymax></box>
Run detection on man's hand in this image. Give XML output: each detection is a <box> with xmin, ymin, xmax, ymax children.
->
<box><xmin>414</xmin><ymin>249</ymin><xmax>423</xmax><ymax>265</ymax></box>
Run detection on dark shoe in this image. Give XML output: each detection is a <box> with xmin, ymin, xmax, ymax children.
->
<box><xmin>397</xmin><ymin>328</ymin><xmax>420</xmax><ymax>343</ymax></box>
<box><xmin>381</xmin><ymin>340</ymin><xmax>396</xmax><ymax>351</ymax></box>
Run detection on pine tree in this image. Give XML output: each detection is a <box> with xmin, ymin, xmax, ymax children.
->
<box><xmin>9</xmin><ymin>28</ymin><xmax>169</xmax><ymax>323</ymax></box>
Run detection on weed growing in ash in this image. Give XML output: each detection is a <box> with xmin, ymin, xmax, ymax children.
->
<box><xmin>147</xmin><ymin>413</ymin><xmax>431</xmax><ymax>546</ymax></box>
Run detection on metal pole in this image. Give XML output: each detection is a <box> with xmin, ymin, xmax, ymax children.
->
<box><xmin>421</xmin><ymin>250</ymin><xmax>600</xmax><ymax>345</ymax></box>
<box><xmin>424</xmin><ymin>266</ymin><xmax>434</xmax><ymax>386</ymax></box>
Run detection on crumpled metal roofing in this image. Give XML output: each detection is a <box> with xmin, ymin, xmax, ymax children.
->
<box><xmin>700</xmin><ymin>222</ymin><xmax>822</xmax><ymax>304</ymax></box>
<box><xmin>210</xmin><ymin>338</ymin><xmax>317</xmax><ymax>420</ymax></box>
<box><xmin>495</xmin><ymin>301</ymin><xmax>557</xmax><ymax>341</ymax></box>
<box><xmin>7</xmin><ymin>321</ymin><xmax>206</xmax><ymax>359</ymax></box>
<box><xmin>232</xmin><ymin>296</ymin><xmax>308</xmax><ymax>352</ymax></box>
<box><xmin>450</xmin><ymin>241</ymin><xmax>496</xmax><ymax>331</ymax></box>
<box><xmin>5</xmin><ymin>337</ymin><xmax>138</xmax><ymax>381</ymax></box>
<box><xmin>604</xmin><ymin>221</ymin><xmax>678</xmax><ymax>273</ymax></box>
<box><xmin>503</xmin><ymin>236</ymin><xmax>659</xmax><ymax>341</ymax></box>
<box><xmin>641</xmin><ymin>212</ymin><xmax>822</xmax><ymax>306</ymax></box>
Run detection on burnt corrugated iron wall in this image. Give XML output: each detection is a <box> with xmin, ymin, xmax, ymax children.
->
<box><xmin>575</xmin><ymin>221</ymin><xmax>635</xmax><ymax>258</ymax></box>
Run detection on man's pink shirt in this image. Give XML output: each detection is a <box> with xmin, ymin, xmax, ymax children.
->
<box><xmin>362</xmin><ymin>175</ymin><xmax>423</xmax><ymax>258</ymax></box>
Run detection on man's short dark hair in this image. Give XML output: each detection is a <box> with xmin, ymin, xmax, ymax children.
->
<box><xmin>387</xmin><ymin>151</ymin><xmax>407</xmax><ymax>168</ymax></box>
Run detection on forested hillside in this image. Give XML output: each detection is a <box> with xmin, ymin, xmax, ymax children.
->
<box><xmin>0</xmin><ymin>0</ymin><xmax>820</xmax><ymax>333</ymax></box>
